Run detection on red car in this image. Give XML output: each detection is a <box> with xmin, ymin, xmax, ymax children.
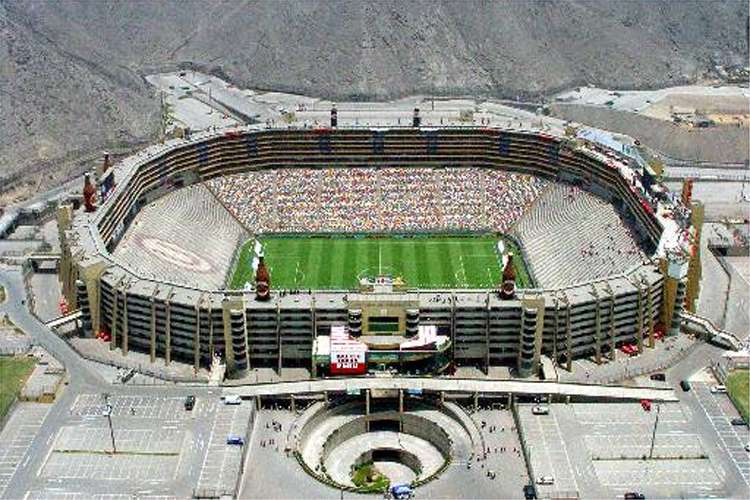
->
<box><xmin>620</xmin><ymin>344</ymin><xmax>638</xmax><ymax>356</ymax></box>
<box><xmin>640</xmin><ymin>399</ymin><xmax>652</xmax><ymax>412</ymax></box>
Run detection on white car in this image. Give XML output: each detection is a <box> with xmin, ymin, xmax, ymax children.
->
<box><xmin>223</xmin><ymin>395</ymin><xmax>242</xmax><ymax>405</ymax></box>
<box><xmin>532</xmin><ymin>406</ymin><xmax>550</xmax><ymax>415</ymax></box>
<box><xmin>536</xmin><ymin>476</ymin><xmax>555</xmax><ymax>485</ymax></box>
<box><xmin>710</xmin><ymin>385</ymin><xmax>727</xmax><ymax>394</ymax></box>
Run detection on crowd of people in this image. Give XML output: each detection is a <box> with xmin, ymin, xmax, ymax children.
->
<box><xmin>206</xmin><ymin>167</ymin><xmax>548</xmax><ymax>234</ymax></box>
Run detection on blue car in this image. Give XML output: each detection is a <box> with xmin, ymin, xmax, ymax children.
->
<box><xmin>391</xmin><ymin>484</ymin><xmax>412</xmax><ymax>499</ymax></box>
<box><xmin>226</xmin><ymin>435</ymin><xmax>244</xmax><ymax>446</ymax></box>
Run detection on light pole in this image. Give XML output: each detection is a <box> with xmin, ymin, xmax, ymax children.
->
<box><xmin>102</xmin><ymin>392</ymin><xmax>117</xmax><ymax>454</ymax></box>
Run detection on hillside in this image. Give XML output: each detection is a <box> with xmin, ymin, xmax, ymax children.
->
<box><xmin>1</xmin><ymin>0</ymin><xmax>748</xmax><ymax>200</ymax></box>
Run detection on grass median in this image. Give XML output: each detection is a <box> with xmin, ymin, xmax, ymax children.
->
<box><xmin>0</xmin><ymin>356</ymin><xmax>37</xmax><ymax>418</ymax></box>
<box><xmin>726</xmin><ymin>369</ymin><xmax>749</xmax><ymax>422</ymax></box>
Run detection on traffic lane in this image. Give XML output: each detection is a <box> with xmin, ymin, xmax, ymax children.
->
<box><xmin>0</xmin><ymin>268</ymin><xmax>104</xmax><ymax>389</ymax></box>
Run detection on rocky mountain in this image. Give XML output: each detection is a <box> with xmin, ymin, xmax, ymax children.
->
<box><xmin>1</xmin><ymin>0</ymin><xmax>747</xmax><ymax>200</ymax></box>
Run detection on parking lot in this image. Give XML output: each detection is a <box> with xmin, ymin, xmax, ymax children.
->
<box><xmin>518</xmin><ymin>402</ymin><xmax>734</xmax><ymax>498</ymax></box>
<box><xmin>517</xmin><ymin>404</ymin><xmax>579</xmax><ymax>497</ymax></box>
<box><xmin>20</xmin><ymin>392</ymin><xmax>223</xmax><ymax>499</ymax></box>
<box><xmin>25</xmin><ymin>492</ymin><xmax>179</xmax><ymax>500</ymax></box>
<box><xmin>691</xmin><ymin>381</ymin><xmax>750</xmax><ymax>486</ymax></box>
<box><xmin>53</xmin><ymin>426</ymin><xmax>183</xmax><ymax>454</ymax></box>
<box><xmin>42</xmin><ymin>452</ymin><xmax>177</xmax><ymax>481</ymax></box>
<box><xmin>69</xmin><ymin>394</ymin><xmax>195</xmax><ymax>420</ymax></box>
<box><xmin>194</xmin><ymin>397</ymin><xmax>255</xmax><ymax>498</ymax></box>
<box><xmin>0</xmin><ymin>403</ymin><xmax>51</xmax><ymax>497</ymax></box>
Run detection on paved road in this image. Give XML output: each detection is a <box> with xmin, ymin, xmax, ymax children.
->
<box><xmin>0</xmin><ymin>266</ymin><xmax>217</xmax><ymax>499</ymax></box>
<box><xmin>667</xmin><ymin>343</ymin><xmax>750</xmax><ymax>498</ymax></box>
<box><xmin>225</xmin><ymin>376</ymin><xmax>678</xmax><ymax>401</ymax></box>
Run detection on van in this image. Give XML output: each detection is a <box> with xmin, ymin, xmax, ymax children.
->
<box><xmin>649</xmin><ymin>373</ymin><xmax>666</xmax><ymax>382</ymax></box>
<box><xmin>710</xmin><ymin>385</ymin><xmax>727</xmax><ymax>394</ymax></box>
<box><xmin>680</xmin><ymin>380</ymin><xmax>691</xmax><ymax>392</ymax></box>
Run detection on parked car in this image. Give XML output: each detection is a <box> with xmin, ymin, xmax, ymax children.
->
<box><xmin>536</xmin><ymin>476</ymin><xmax>555</xmax><ymax>485</ymax></box>
<box><xmin>730</xmin><ymin>417</ymin><xmax>746</xmax><ymax>426</ymax></box>
<box><xmin>640</xmin><ymin>399</ymin><xmax>652</xmax><ymax>412</ymax></box>
<box><xmin>680</xmin><ymin>380</ymin><xmax>691</xmax><ymax>392</ymax></box>
<box><xmin>523</xmin><ymin>484</ymin><xmax>538</xmax><ymax>499</ymax></box>
<box><xmin>184</xmin><ymin>395</ymin><xmax>196</xmax><ymax>411</ymax></box>
<box><xmin>532</xmin><ymin>406</ymin><xmax>549</xmax><ymax>415</ymax></box>
<box><xmin>223</xmin><ymin>395</ymin><xmax>241</xmax><ymax>405</ymax></box>
<box><xmin>624</xmin><ymin>493</ymin><xmax>646</xmax><ymax>499</ymax></box>
<box><xmin>226</xmin><ymin>435</ymin><xmax>244</xmax><ymax>446</ymax></box>
<box><xmin>710</xmin><ymin>385</ymin><xmax>727</xmax><ymax>394</ymax></box>
<box><xmin>649</xmin><ymin>373</ymin><xmax>666</xmax><ymax>382</ymax></box>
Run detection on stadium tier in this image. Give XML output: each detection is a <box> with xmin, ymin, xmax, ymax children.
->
<box><xmin>111</xmin><ymin>184</ymin><xmax>247</xmax><ymax>289</ymax></box>
<box><xmin>58</xmin><ymin>126</ymin><xmax>699</xmax><ymax>378</ymax></box>
<box><xmin>206</xmin><ymin>167</ymin><xmax>547</xmax><ymax>234</ymax></box>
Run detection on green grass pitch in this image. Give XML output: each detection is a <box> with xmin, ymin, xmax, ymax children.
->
<box><xmin>228</xmin><ymin>235</ymin><xmax>533</xmax><ymax>290</ymax></box>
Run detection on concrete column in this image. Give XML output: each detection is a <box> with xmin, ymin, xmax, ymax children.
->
<box><xmin>592</xmin><ymin>286</ymin><xmax>602</xmax><ymax>364</ymax></box>
<box><xmin>150</xmin><ymin>298</ymin><xmax>156</xmax><ymax>363</ymax></box>
<box><xmin>365</xmin><ymin>390</ymin><xmax>371</xmax><ymax>432</ymax></box>
<box><xmin>474</xmin><ymin>391</ymin><xmax>479</xmax><ymax>411</ymax></box>
<box><xmin>484</xmin><ymin>294</ymin><xmax>490</xmax><ymax>374</ymax></box>
<box><xmin>194</xmin><ymin>306</ymin><xmax>201</xmax><ymax>371</ymax></box>
<box><xmin>276</xmin><ymin>304</ymin><xmax>282</xmax><ymax>375</ymax></box>
<box><xmin>208</xmin><ymin>305</ymin><xmax>214</xmax><ymax>359</ymax></box>
<box><xmin>399</xmin><ymin>390</ymin><xmax>405</xmax><ymax>432</ymax></box>
<box><xmin>111</xmin><ymin>287</ymin><xmax>119</xmax><ymax>351</ymax></box>
<box><xmin>291</xmin><ymin>395</ymin><xmax>296</xmax><ymax>414</ymax></box>
<box><xmin>165</xmin><ymin>299</ymin><xmax>172</xmax><ymax>365</ymax></box>
<box><xmin>647</xmin><ymin>281</ymin><xmax>655</xmax><ymax>349</ymax></box>
<box><xmin>566</xmin><ymin>304</ymin><xmax>572</xmax><ymax>372</ymax></box>
<box><xmin>634</xmin><ymin>279</ymin><xmax>645</xmax><ymax>354</ymax></box>
<box><xmin>608</xmin><ymin>290</ymin><xmax>616</xmax><ymax>361</ymax></box>
<box><xmin>121</xmin><ymin>289</ymin><xmax>129</xmax><ymax>356</ymax></box>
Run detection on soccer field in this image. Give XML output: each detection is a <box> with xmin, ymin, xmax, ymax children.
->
<box><xmin>228</xmin><ymin>235</ymin><xmax>532</xmax><ymax>290</ymax></box>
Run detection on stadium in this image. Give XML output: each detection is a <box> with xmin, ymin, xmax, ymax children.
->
<box><xmin>58</xmin><ymin>117</ymin><xmax>702</xmax><ymax>379</ymax></box>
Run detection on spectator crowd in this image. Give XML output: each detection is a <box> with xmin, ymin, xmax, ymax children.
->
<box><xmin>206</xmin><ymin>167</ymin><xmax>549</xmax><ymax>234</ymax></box>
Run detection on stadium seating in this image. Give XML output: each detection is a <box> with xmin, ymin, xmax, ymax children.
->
<box><xmin>112</xmin><ymin>184</ymin><xmax>247</xmax><ymax>288</ymax></box>
<box><xmin>513</xmin><ymin>184</ymin><xmax>647</xmax><ymax>288</ymax></box>
<box><xmin>206</xmin><ymin>167</ymin><xmax>548</xmax><ymax>234</ymax></box>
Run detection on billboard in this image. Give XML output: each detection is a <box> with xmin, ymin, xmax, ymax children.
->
<box><xmin>330</xmin><ymin>325</ymin><xmax>367</xmax><ymax>375</ymax></box>
<box><xmin>331</xmin><ymin>350</ymin><xmax>366</xmax><ymax>375</ymax></box>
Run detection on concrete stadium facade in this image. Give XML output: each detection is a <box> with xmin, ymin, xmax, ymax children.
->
<box><xmin>59</xmin><ymin>126</ymin><xmax>695</xmax><ymax>378</ymax></box>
